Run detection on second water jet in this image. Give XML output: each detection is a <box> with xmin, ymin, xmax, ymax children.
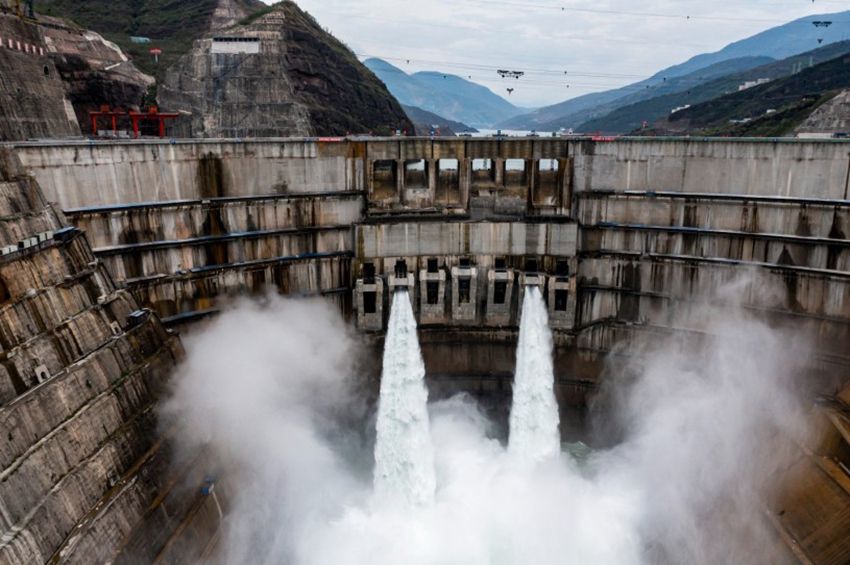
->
<box><xmin>509</xmin><ymin>284</ymin><xmax>560</xmax><ymax>462</ymax></box>
<box><xmin>373</xmin><ymin>288</ymin><xmax>436</xmax><ymax>505</ymax></box>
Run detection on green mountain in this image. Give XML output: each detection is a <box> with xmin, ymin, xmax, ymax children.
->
<box><xmin>548</xmin><ymin>56</ymin><xmax>774</xmax><ymax>133</ymax></box>
<box><xmin>159</xmin><ymin>1</ymin><xmax>413</xmax><ymax>137</ymax></box>
<box><xmin>402</xmin><ymin>105</ymin><xmax>477</xmax><ymax>136</ymax></box>
<box><xmin>497</xmin><ymin>56</ymin><xmax>774</xmax><ymax>132</ymax></box>
<box><xmin>663</xmin><ymin>50</ymin><xmax>850</xmax><ymax>137</ymax></box>
<box><xmin>579</xmin><ymin>41</ymin><xmax>850</xmax><ymax>134</ymax></box>
<box><xmin>36</xmin><ymin>0</ymin><xmax>266</xmax><ymax>78</ymax></box>
<box><xmin>365</xmin><ymin>58</ymin><xmax>526</xmax><ymax>128</ymax></box>
<box><xmin>501</xmin><ymin>9</ymin><xmax>850</xmax><ymax>131</ymax></box>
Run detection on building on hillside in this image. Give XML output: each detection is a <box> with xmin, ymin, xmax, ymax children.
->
<box><xmin>737</xmin><ymin>78</ymin><xmax>771</xmax><ymax>91</ymax></box>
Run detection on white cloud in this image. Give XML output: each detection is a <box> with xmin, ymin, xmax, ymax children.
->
<box><xmin>274</xmin><ymin>0</ymin><xmax>848</xmax><ymax>107</ymax></box>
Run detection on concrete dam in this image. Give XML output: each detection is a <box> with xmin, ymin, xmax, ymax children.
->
<box><xmin>2</xmin><ymin>136</ymin><xmax>850</xmax><ymax>562</ymax></box>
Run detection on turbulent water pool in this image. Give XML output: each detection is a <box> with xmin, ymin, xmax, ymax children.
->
<box><xmin>165</xmin><ymin>286</ymin><xmax>808</xmax><ymax>565</ymax></box>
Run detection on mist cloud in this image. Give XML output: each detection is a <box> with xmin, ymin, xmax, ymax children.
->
<box><xmin>162</xmin><ymin>278</ymin><xmax>816</xmax><ymax>564</ymax></box>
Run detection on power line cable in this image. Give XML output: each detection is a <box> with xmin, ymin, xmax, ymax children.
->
<box><xmin>461</xmin><ymin>0</ymin><xmax>850</xmax><ymax>25</ymax></box>
<box><xmin>341</xmin><ymin>13</ymin><xmax>715</xmax><ymax>48</ymax></box>
<box><xmin>364</xmin><ymin>54</ymin><xmax>649</xmax><ymax>79</ymax></box>
<box><xmin>358</xmin><ymin>52</ymin><xmax>809</xmax><ymax>89</ymax></box>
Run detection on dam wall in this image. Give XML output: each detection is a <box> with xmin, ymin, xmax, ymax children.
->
<box><xmin>573</xmin><ymin>139</ymin><xmax>850</xmax><ymax>384</ymax></box>
<box><xmin>16</xmin><ymin>137</ymin><xmax>850</xmax><ymax>208</ymax></box>
<box><xmin>12</xmin><ymin>139</ymin><xmax>360</xmax><ymax>322</ymax></box>
<box><xmin>573</xmin><ymin>142</ymin><xmax>850</xmax><ymax>562</ymax></box>
<box><xmin>13</xmin><ymin>140</ymin><xmax>358</xmax><ymax>207</ymax></box>
<box><xmin>6</xmin><ymin>136</ymin><xmax>850</xmax><ymax>563</ymax></box>
<box><xmin>574</xmin><ymin>139</ymin><xmax>850</xmax><ymax>198</ymax></box>
<box><xmin>7</xmin><ymin>136</ymin><xmax>850</xmax><ymax>379</ymax></box>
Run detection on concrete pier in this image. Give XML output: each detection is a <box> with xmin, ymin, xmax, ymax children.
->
<box><xmin>419</xmin><ymin>261</ymin><xmax>447</xmax><ymax>325</ymax></box>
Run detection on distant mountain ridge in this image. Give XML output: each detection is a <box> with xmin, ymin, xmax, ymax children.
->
<box><xmin>531</xmin><ymin>55</ymin><xmax>775</xmax><ymax>133</ymax></box>
<box><xmin>365</xmin><ymin>58</ymin><xmax>526</xmax><ymax>128</ymax></box>
<box><xmin>662</xmin><ymin>50</ymin><xmax>850</xmax><ymax>137</ymax></box>
<box><xmin>579</xmin><ymin>40</ymin><xmax>850</xmax><ymax>134</ymax></box>
<box><xmin>500</xmin><ymin>9</ymin><xmax>850</xmax><ymax>131</ymax></box>
<box><xmin>402</xmin><ymin>105</ymin><xmax>477</xmax><ymax>136</ymax></box>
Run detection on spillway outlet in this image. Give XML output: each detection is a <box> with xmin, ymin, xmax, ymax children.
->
<box><xmin>520</xmin><ymin>272</ymin><xmax>547</xmax><ymax>287</ymax></box>
<box><xmin>389</xmin><ymin>259</ymin><xmax>414</xmax><ymax>289</ymax></box>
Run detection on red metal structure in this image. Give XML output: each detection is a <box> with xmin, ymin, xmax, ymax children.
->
<box><xmin>90</xmin><ymin>106</ymin><xmax>179</xmax><ymax>138</ymax></box>
<box><xmin>89</xmin><ymin>105</ymin><xmax>125</xmax><ymax>135</ymax></box>
<box><xmin>128</xmin><ymin>107</ymin><xmax>179</xmax><ymax>138</ymax></box>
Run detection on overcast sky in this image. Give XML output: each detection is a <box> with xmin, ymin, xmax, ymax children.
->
<box><xmin>277</xmin><ymin>0</ymin><xmax>850</xmax><ymax>107</ymax></box>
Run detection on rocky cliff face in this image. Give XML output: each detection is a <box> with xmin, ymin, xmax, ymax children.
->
<box><xmin>0</xmin><ymin>12</ymin><xmax>154</xmax><ymax>140</ymax></box>
<box><xmin>160</xmin><ymin>1</ymin><xmax>413</xmax><ymax>138</ymax></box>
<box><xmin>0</xmin><ymin>13</ymin><xmax>79</xmax><ymax>140</ymax></box>
<box><xmin>0</xmin><ymin>147</ymin><xmax>191</xmax><ymax>563</ymax></box>
<box><xmin>795</xmin><ymin>89</ymin><xmax>850</xmax><ymax>135</ymax></box>
<box><xmin>37</xmin><ymin>0</ymin><xmax>266</xmax><ymax>77</ymax></box>
<box><xmin>41</xmin><ymin>17</ymin><xmax>155</xmax><ymax>134</ymax></box>
<box><xmin>210</xmin><ymin>0</ymin><xmax>265</xmax><ymax>31</ymax></box>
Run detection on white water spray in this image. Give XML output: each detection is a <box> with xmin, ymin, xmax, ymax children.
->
<box><xmin>509</xmin><ymin>285</ymin><xmax>560</xmax><ymax>462</ymax></box>
<box><xmin>373</xmin><ymin>290</ymin><xmax>436</xmax><ymax>505</ymax></box>
<box><xmin>163</xmin><ymin>280</ymin><xmax>812</xmax><ymax>564</ymax></box>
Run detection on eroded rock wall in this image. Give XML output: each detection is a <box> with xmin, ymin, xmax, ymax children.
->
<box><xmin>41</xmin><ymin>19</ymin><xmax>154</xmax><ymax>135</ymax></box>
<box><xmin>0</xmin><ymin>14</ymin><xmax>79</xmax><ymax>140</ymax></box>
<box><xmin>795</xmin><ymin>89</ymin><xmax>850</xmax><ymax>136</ymax></box>
<box><xmin>0</xmin><ymin>12</ymin><xmax>154</xmax><ymax>141</ymax></box>
<box><xmin>160</xmin><ymin>1</ymin><xmax>412</xmax><ymax>138</ymax></box>
<box><xmin>0</xmin><ymin>148</ymin><xmax>190</xmax><ymax>564</ymax></box>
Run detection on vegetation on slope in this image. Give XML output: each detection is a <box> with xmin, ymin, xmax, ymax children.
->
<box><xmin>580</xmin><ymin>41</ymin><xmax>850</xmax><ymax>134</ymax></box>
<box><xmin>666</xmin><ymin>51</ymin><xmax>850</xmax><ymax>136</ymax></box>
<box><xmin>551</xmin><ymin>56</ymin><xmax>773</xmax><ymax>133</ymax></box>
<box><xmin>402</xmin><ymin>105</ymin><xmax>477</xmax><ymax>136</ymax></box>
<box><xmin>37</xmin><ymin>0</ymin><xmax>265</xmax><ymax>78</ymax></box>
<box><xmin>501</xmin><ymin>9</ymin><xmax>850</xmax><ymax>131</ymax></box>
<box><xmin>274</xmin><ymin>2</ymin><xmax>413</xmax><ymax>135</ymax></box>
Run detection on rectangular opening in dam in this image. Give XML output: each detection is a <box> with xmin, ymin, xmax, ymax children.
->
<box><xmin>534</xmin><ymin>159</ymin><xmax>559</xmax><ymax>206</ymax></box>
<box><xmin>554</xmin><ymin>289</ymin><xmax>568</xmax><ymax>311</ymax></box>
<box><xmin>494</xmin><ymin>280</ymin><xmax>507</xmax><ymax>304</ymax></box>
<box><xmin>458</xmin><ymin>277</ymin><xmax>471</xmax><ymax>303</ymax></box>
<box><xmin>504</xmin><ymin>159</ymin><xmax>527</xmax><ymax>187</ymax></box>
<box><xmin>437</xmin><ymin>159</ymin><xmax>460</xmax><ymax>204</ymax></box>
<box><xmin>363</xmin><ymin>262</ymin><xmax>376</xmax><ymax>284</ymax></box>
<box><xmin>472</xmin><ymin>158</ymin><xmax>496</xmax><ymax>184</ymax></box>
<box><xmin>372</xmin><ymin>160</ymin><xmax>397</xmax><ymax>199</ymax></box>
<box><xmin>395</xmin><ymin>259</ymin><xmax>408</xmax><ymax>278</ymax></box>
<box><xmin>363</xmin><ymin>291</ymin><xmax>377</xmax><ymax>313</ymax></box>
<box><xmin>34</xmin><ymin>364</ymin><xmax>50</xmax><ymax>384</ymax></box>
<box><xmin>427</xmin><ymin>281</ymin><xmax>439</xmax><ymax>304</ymax></box>
<box><xmin>427</xmin><ymin>258</ymin><xmax>439</xmax><ymax>273</ymax></box>
<box><xmin>404</xmin><ymin>159</ymin><xmax>428</xmax><ymax>189</ymax></box>
<box><xmin>556</xmin><ymin>259</ymin><xmax>569</xmax><ymax>278</ymax></box>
